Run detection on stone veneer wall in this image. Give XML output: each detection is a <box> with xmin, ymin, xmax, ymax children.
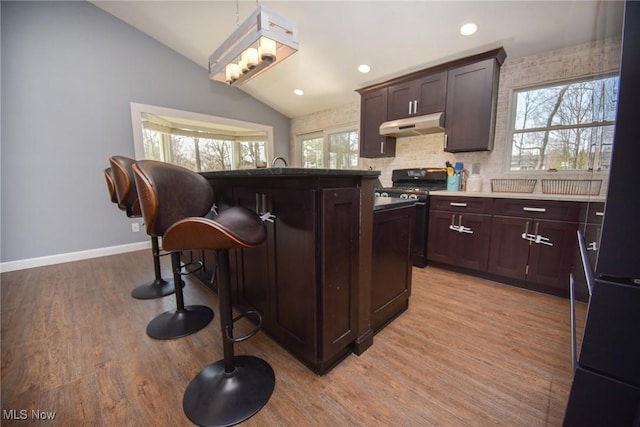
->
<box><xmin>290</xmin><ymin>37</ymin><xmax>622</xmax><ymax>192</ymax></box>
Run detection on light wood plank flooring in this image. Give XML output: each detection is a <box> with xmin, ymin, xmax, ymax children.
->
<box><xmin>1</xmin><ymin>250</ymin><xmax>583</xmax><ymax>426</ymax></box>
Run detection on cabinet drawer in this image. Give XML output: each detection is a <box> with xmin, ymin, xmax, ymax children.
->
<box><xmin>430</xmin><ymin>196</ymin><xmax>493</xmax><ymax>214</ymax></box>
<box><xmin>579</xmin><ymin>202</ymin><xmax>605</xmax><ymax>225</ymax></box>
<box><xmin>493</xmin><ymin>198</ymin><xmax>579</xmax><ymax>221</ymax></box>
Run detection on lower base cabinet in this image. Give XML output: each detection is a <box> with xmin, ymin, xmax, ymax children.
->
<box><xmin>488</xmin><ymin>216</ymin><xmax>578</xmax><ymax>294</ymax></box>
<box><xmin>428</xmin><ymin>195</ymin><xmax>580</xmax><ymax>297</ymax></box>
<box><xmin>371</xmin><ymin>204</ymin><xmax>415</xmax><ymax>332</ymax></box>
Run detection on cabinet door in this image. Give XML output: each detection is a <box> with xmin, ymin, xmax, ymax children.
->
<box><xmin>320</xmin><ymin>188</ymin><xmax>359</xmax><ymax>363</ymax></box>
<box><xmin>415</xmin><ymin>71</ymin><xmax>447</xmax><ymax>116</ymax></box>
<box><xmin>427</xmin><ymin>210</ymin><xmax>458</xmax><ymax>264</ymax></box>
<box><xmin>455</xmin><ymin>213</ymin><xmax>492</xmax><ymax>271</ymax></box>
<box><xmin>488</xmin><ymin>216</ymin><xmax>530</xmax><ymax>280</ymax></box>
<box><xmin>233</xmin><ymin>187</ymin><xmax>318</xmax><ymax>364</ymax></box>
<box><xmin>371</xmin><ymin>205</ymin><xmax>414</xmax><ymax>332</ymax></box>
<box><xmin>527</xmin><ymin>219</ymin><xmax>578</xmax><ymax>291</ymax></box>
<box><xmin>445</xmin><ymin>58</ymin><xmax>499</xmax><ymax>152</ymax></box>
<box><xmin>387</xmin><ymin>72</ymin><xmax>447</xmax><ymax>120</ymax></box>
<box><xmin>360</xmin><ymin>88</ymin><xmax>396</xmax><ymax>158</ymax></box>
<box><xmin>387</xmin><ymin>81</ymin><xmax>414</xmax><ymax>121</ymax></box>
<box><xmin>231</xmin><ymin>188</ymin><xmax>274</xmax><ymax>323</ymax></box>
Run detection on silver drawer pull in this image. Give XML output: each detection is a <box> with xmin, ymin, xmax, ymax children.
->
<box><xmin>596</xmin><ymin>211</ymin><xmax>604</xmax><ymax>216</ymax></box>
<box><xmin>523</xmin><ymin>207</ymin><xmax>546</xmax><ymax>213</ymax></box>
<box><xmin>450</xmin><ymin>202</ymin><xmax>467</xmax><ymax>207</ymax></box>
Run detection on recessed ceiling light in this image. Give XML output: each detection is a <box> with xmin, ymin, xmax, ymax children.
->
<box><xmin>358</xmin><ymin>64</ymin><xmax>371</xmax><ymax>74</ymax></box>
<box><xmin>460</xmin><ymin>22</ymin><xmax>478</xmax><ymax>36</ymax></box>
<box><xmin>294</xmin><ymin>89</ymin><xmax>304</xmax><ymax>96</ymax></box>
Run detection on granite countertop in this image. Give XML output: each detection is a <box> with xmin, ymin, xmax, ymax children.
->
<box><xmin>374</xmin><ymin>197</ymin><xmax>416</xmax><ymax>211</ymax></box>
<box><xmin>429</xmin><ymin>190</ymin><xmax>606</xmax><ymax>203</ymax></box>
<box><xmin>202</xmin><ymin>167</ymin><xmax>380</xmax><ymax>178</ymax></box>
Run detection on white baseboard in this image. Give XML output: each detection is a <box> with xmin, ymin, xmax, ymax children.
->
<box><xmin>0</xmin><ymin>241</ymin><xmax>152</xmax><ymax>273</ymax></box>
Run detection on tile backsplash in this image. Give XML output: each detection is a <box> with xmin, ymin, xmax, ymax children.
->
<box><xmin>290</xmin><ymin>37</ymin><xmax>622</xmax><ymax>195</ymax></box>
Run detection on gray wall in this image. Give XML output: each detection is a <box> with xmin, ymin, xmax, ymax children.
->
<box><xmin>0</xmin><ymin>1</ymin><xmax>290</xmax><ymax>264</ymax></box>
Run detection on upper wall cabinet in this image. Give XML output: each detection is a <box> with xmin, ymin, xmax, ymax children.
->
<box><xmin>357</xmin><ymin>48</ymin><xmax>506</xmax><ymax>158</ymax></box>
<box><xmin>444</xmin><ymin>57</ymin><xmax>503</xmax><ymax>152</ymax></box>
<box><xmin>359</xmin><ymin>87</ymin><xmax>397</xmax><ymax>158</ymax></box>
<box><xmin>387</xmin><ymin>71</ymin><xmax>447</xmax><ymax>120</ymax></box>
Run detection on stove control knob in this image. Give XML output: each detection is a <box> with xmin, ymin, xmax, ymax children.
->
<box><xmin>400</xmin><ymin>194</ymin><xmax>408</xmax><ymax>199</ymax></box>
<box><xmin>409</xmin><ymin>194</ymin><xmax>418</xmax><ymax>200</ymax></box>
<box><xmin>375</xmin><ymin>192</ymin><xmax>380</xmax><ymax>198</ymax></box>
<box><xmin>381</xmin><ymin>192</ymin><xmax>388</xmax><ymax>198</ymax></box>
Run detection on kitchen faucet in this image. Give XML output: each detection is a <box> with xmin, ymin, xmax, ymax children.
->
<box><xmin>271</xmin><ymin>156</ymin><xmax>288</xmax><ymax>167</ymax></box>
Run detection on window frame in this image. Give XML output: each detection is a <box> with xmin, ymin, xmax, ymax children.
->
<box><xmin>505</xmin><ymin>72</ymin><xmax>619</xmax><ymax>173</ymax></box>
<box><xmin>130</xmin><ymin>102</ymin><xmax>274</xmax><ymax>171</ymax></box>
<box><xmin>298</xmin><ymin>123</ymin><xmax>360</xmax><ymax>170</ymax></box>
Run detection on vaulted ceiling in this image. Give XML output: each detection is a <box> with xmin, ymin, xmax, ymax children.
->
<box><xmin>92</xmin><ymin>1</ymin><xmax>624</xmax><ymax>118</ymax></box>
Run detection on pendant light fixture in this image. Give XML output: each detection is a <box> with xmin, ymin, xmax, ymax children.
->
<box><xmin>209</xmin><ymin>2</ymin><xmax>298</xmax><ymax>86</ymax></box>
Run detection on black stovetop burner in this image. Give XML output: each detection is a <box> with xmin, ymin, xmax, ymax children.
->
<box><xmin>377</xmin><ymin>167</ymin><xmax>448</xmax><ymax>194</ymax></box>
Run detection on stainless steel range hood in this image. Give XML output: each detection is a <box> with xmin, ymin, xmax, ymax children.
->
<box><xmin>379</xmin><ymin>112</ymin><xmax>445</xmax><ymax>137</ymax></box>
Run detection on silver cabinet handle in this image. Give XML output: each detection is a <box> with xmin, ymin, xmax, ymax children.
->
<box><xmin>408</xmin><ymin>101</ymin><xmax>412</xmax><ymax>115</ymax></box>
<box><xmin>523</xmin><ymin>207</ymin><xmax>546</xmax><ymax>213</ymax></box>
<box><xmin>450</xmin><ymin>202</ymin><xmax>467</xmax><ymax>207</ymax></box>
<box><xmin>451</xmin><ymin>214</ymin><xmax>456</xmax><ymax>227</ymax></box>
<box><xmin>380</xmin><ymin>140</ymin><xmax>384</xmax><ymax>154</ymax></box>
<box><xmin>444</xmin><ymin>134</ymin><xmax>448</xmax><ymax>149</ymax></box>
<box><xmin>414</xmin><ymin>100</ymin><xmax>419</xmax><ymax>115</ymax></box>
<box><xmin>596</xmin><ymin>212</ymin><xmax>604</xmax><ymax>216</ymax></box>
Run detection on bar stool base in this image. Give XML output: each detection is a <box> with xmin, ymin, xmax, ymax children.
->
<box><xmin>183</xmin><ymin>355</ymin><xmax>275</xmax><ymax>427</ymax></box>
<box><xmin>131</xmin><ymin>279</ymin><xmax>179</xmax><ymax>300</ymax></box>
<box><xmin>146</xmin><ymin>306</ymin><xmax>213</xmax><ymax>340</ymax></box>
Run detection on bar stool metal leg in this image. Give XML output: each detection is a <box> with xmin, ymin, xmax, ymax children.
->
<box><xmin>183</xmin><ymin>249</ymin><xmax>275</xmax><ymax>427</ymax></box>
<box><xmin>131</xmin><ymin>236</ymin><xmax>178</xmax><ymax>300</ymax></box>
<box><xmin>146</xmin><ymin>252</ymin><xmax>214</xmax><ymax>340</ymax></box>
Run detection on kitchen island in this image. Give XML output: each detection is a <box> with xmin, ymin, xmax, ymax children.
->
<box><xmin>198</xmin><ymin>167</ymin><xmax>382</xmax><ymax>374</ymax></box>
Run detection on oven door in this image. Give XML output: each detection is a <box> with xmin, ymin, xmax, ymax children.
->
<box><xmin>411</xmin><ymin>200</ymin><xmax>428</xmax><ymax>267</ymax></box>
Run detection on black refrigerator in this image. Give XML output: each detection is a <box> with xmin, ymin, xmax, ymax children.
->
<box><xmin>564</xmin><ymin>1</ymin><xmax>640</xmax><ymax>425</ymax></box>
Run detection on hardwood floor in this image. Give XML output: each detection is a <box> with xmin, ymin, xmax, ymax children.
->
<box><xmin>1</xmin><ymin>250</ymin><xmax>583</xmax><ymax>426</ymax></box>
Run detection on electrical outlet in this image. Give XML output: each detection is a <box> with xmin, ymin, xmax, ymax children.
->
<box><xmin>131</xmin><ymin>222</ymin><xmax>140</xmax><ymax>233</ymax></box>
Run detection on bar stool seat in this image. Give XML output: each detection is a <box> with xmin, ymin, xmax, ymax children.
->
<box><xmin>157</xmin><ymin>172</ymin><xmax>275</xmax><ymax>426</ymax></box>
<box><xmin>108</xmin><ymin>156</ymin><xmax>177</xmax><ymax>300</ymax></box>
<box><xmin>132</xmin><ymin>160</ymin><xmax>214</xmax><ymax>340</ymax></box>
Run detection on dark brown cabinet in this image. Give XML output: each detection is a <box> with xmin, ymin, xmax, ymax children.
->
<box><xmin>371</xmin><ymin>203</ymin><xmax>415</xmax><ymax>332</ymax></box>
<box><xmin>444</xmin><ymin>57</ymin><xmax>502</xmax><ymax>152</ymax></box>
<box><xmin>357</xmin><ymin>47</ymin><xmax>505</xmax><ymax>157</ymax></box>
<box><xmin>488</xmin><ymin>199</ymin><xmax>579</xmax><ymax>295</ymax></box>
<box><xmin>387</xmin><ymin>71</ymin><xmax>447</xmax><ymax>120</ymax></box>
<box><xmin>359</xmin><ymin>88</ymin><xmax>396</xmax><ymax>158</ymax></box>
<box><xmin>427</xmin><ymin>196</ymin><xmax>493</xmax><ymax>271</ymax></box>
<box><xmin>226</xmin><ymin>184</ymin><xmax>361</xmax><ymax>374</ymax></box>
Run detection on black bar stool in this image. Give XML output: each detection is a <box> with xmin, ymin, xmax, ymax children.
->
<box><xmin>132</xmin><ymin>160</ymin><xmax>215</xmax><ymax>340</ymax></box>
<box><xmin>137</xmin><ymin>160</ymin><xmax>275</xmax><ymax>426</ymax></box>
<box><xmin>109</xmin><ymin>155</ymin><xmax>177</xmax><ymax>300</ymax></box>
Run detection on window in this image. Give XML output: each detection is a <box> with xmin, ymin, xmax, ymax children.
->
<box><xmin>299</xmin><ymin>126</ymin><xmax>359</xmax><ymax>169</ymax></box>
<box><xmin>130</xmin><ymin>103</ymin><xmax>273</xmax><ymax>172</ymax></box>
<box><xmin>509</xmin><ymin>74</ymin><xmax>619</xmax><ymax>171</ymax></box>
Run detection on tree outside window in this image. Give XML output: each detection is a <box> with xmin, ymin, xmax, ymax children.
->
<box><xmin>510</xmin><ymin>74</ymin><xmax>619</xmax><ymax>171</ymax></box>
<box><xmin>300</xmin><ymin>126</ymin><xmax>359</xmax><ymax>169</ymax></box>
<box><xmin>141</xmin><ymin>121</ymin><xmax>266</xmax><ymax>172</ymax></box>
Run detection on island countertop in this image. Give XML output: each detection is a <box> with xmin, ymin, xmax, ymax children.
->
<box><xmin>201</xmin><ymin>167</ymin><xmax>380</xmax><ymax>179</ymax></box>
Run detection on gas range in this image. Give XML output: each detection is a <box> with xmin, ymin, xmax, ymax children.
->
<box><xmin>374</xmin><ymin>167</ymin><xmax>448</xmax><ymax>268</ymax></box>
<box><xmin>375</xmin><ymin>167</ymin><xmax>447</xmax><ymax>201</ymax></box>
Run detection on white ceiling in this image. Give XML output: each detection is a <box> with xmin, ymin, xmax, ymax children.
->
<box><xmin>92</xmin><ymin>1</ymin><xmax>624</xmax><ymax>119</ymax></box>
